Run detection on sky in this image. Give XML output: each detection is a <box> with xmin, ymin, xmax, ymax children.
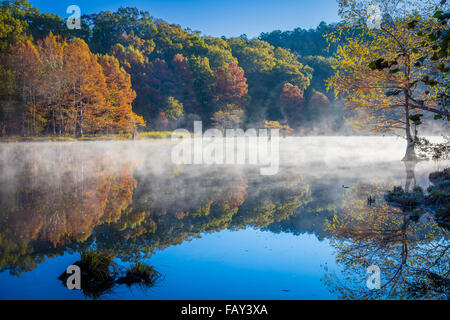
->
<box><xmin>29</xmin><ymin>0</ymin><xmax>340</xmax><ymax>38</ymax></box>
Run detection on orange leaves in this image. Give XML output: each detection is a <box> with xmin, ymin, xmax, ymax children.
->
<box><xmin>8</xmin><ymin>40</ymin><xmax>41</xmax><ymax>100</ymax></box>
<box><xmin>6</xmin><ymin>35</ymin><xmax>144</xmax><ymax>136</ymax></box>
<box><xmin>278</xmin><ymin>82</ymin><xmax>307</xmax><ymax>125</ymax></box>
<box><xmin>264</xmin><ymin>120</ymin><xmax>293</xmax><ymax>135</ymax></box>
<box><xmin>280</xmin><ymin>82</ymin><xmax>304</xmax><ymax>105</ymax></box>
<box><xmin>98</xmin><ymin>54</ymin><xmax>144</xmax><ymax>133</ymax></box>
<box><xmin>8</xmin><ymin>35</ymin><xmax>144</xmax><ymax>136</ymax></box>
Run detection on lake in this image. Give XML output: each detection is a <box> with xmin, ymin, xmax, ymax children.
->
<box><xmin>0</xmin><ymin>137</ymin><xmax>448</xmax><ymax>299</ymax></box>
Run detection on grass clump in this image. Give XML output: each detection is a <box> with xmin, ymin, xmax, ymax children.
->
<box><xmin>116</xmin><ymin>261</ymin><xmax>161</xmax><ymax>286</ymax></box>
<box><xmin>58</xmin><ymin>250</ymin><xmax>118</xmax><ymax>299</ymax></box>
<box><xmin>79</xmin><ymin>250</ymin><xmax>118</xmax><ymax>283</ymax></box>
<box><xmin>59</xmin><ymin>250</ymin><xmax>161</xmax><ymax>299</ymax></box>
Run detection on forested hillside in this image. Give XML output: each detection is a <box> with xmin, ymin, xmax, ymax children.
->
<box><xmin>0</xmin><ymin>0</ymin><xmax>340</xmax><ymax>136</ymax></box>
<box><xmin>2</xmin><ymin>0</ymin><xmax>447</xmax><ymax>140</ymax></box>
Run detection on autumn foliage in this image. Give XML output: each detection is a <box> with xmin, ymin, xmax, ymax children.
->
<box><xmin>0</xmin><ymin>1</ymin><xmax>341</xmax><ymax>136</ymax></box>
<box><xmin>5</xmin><ymin>34</ymin><xmax>144</xmax><ymax>136</ymax></box>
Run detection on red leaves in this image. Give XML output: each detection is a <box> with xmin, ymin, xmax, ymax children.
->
<box><xmin>215</xmin><ymin>62</ymin><xmax>248</xmax><ymax>106</ymax></box>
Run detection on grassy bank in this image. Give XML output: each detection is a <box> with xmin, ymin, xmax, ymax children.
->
<box><xmin>0</xmin><ymin>131</ymin><xmax>189</xmax><ymax>142</ymax></box>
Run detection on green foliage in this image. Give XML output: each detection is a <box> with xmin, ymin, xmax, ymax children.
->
<box><xmin>298</xmin><ymin>55</ymin><xmax>337</xmax><ymax>96</ymax></box>
<box><xmin>0</xmin><ymin>0</ymin><xmax>30</xmax><ymax>51</ymax></box>
<box><xmin>259</xmin><ymin>21</ymin><xmax>339</xmax><ymax>57</ymax></box>
<box><xmin>0</xmin><ymin>0</ymin><xmax>338</xmax><ymax>134</ymax></box>
<box><xmin>211</xmin><ymin>104</ymin><xmax>244</xmax><ymax>130</ymax></box>
<box><xmin>228</xmin><ymin>38</ymin><xmax>312</xmax><ymax>123</ymax></box>
<box><xmin>326</xmin><ymin>0</ymin><xmax>449</xmax><ymax>148</ymax></box>
<box><xmin>164</xmin><ymin>96</ymin><xmax>184</xmax><ymax>121</ymax></box>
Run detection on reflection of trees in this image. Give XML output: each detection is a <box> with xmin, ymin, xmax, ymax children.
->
<box><xmin>0</xmin><ymin>144</ymin><xmax>313</xmax><ymax>274</ymax></box>
<box><xmin>266</xmin><ymin>179</ymin><xmax>340</xmax><ymax>240</ymax></box>
<box><xmin>95</xmin><ymin>171</ymin><xmax>313</xmax><ymax>260</ymax></box>
<box><xmin>404</xmin><ymin>160</ymin><xmax>417</xmax><ymax>192</ymax></box>
<box><xmin>231</xmin><ymin>175</ymin><xmax>312</xmax><ymax>229</ymax></box>
<box><xmin>324</xmin><ymin>182</ymin><xmax>449</xmax><ymax>299</ymax></box>
<box><xmin>0</xmin><ymin>144</ymin><xmax>140</xmax><ymax>274</ymax></box>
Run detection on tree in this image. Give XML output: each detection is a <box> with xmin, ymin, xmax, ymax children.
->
<box><xmin>63</xmin><ymin>38</ymin><xmax>108</xmax><ymax>136</ymax></box>
<box><xmin>211</xmin><ymin>104</ymin><xmax>244</xmax><ymax>131</ymax></box>
<box><xmin>7</xmin><ymin>39</ymin><xmax>41</xmax><ymax>136</ymax></box>
<box><xmin>228</xmin><ymin>38</ymin><xmax>312</xmax><ymax>123</ymax></box>
<box><xmin>0</xmin><ymin>0</ymin><xmax>30</xmax><ymax>52</ymax></box>
<box><xmin>163</xmin><ymin>96</ymin><xmax>184</xmax><ymax>121</ymax></box>
<box><xmin>279</xmin><ymin>82</ymin><xmax>306</xmax><ymax>125</ymax></box>
<box><xmin>110</xmin><ymin>42</ymin><xmax>153</xmax><ymax>125</ymax></box>
<box><xmin>298</xmin><ymin>55</ymin><xmax>337</xmax><ymax>96</ymax></box>
<box><xmin>86</xmin><ymin>7</ymin><xmax>157</xmax><ymax>54</ymax></box>
<box><xmin>264</xmin><ymin>120</ymin><xmax>294</xmax><ymax>137</ymax></box>
<box><xmin>308</xmin><ymin>90</ymin><xmax>332</xmax><ymax>122</ymax></box>
<box><xmin>189</xmin><ymin>55</ymin><xmax>216</xmax><ymax>119</ymax></box>
<box><xmin>324</xmin><ymin>181</ymin><xmax>449</xmax><ymax>299</ymax></box>
<box><xmin>407</xmin><ymin>3</ymin><xmax>450</xmax><ymax>118</ymax></box>
<box><xmin>171</xmin><ymin>53</ymin><xmax>198</xmax><ymax>114</ymax></box>
<box><xmin>98</xmin><ymin>54</ymin><xmax>144</xmax><ymax>134</ymax></box>
<box><xmin>37</xmin><ymin>33</ymin><xmax>65</xmax><ymax>135</ymax></box>
<box><xmin>215</xmin><ymin>62</ymin><xmax>248</xmax><ymax>107</ymax></box>
<box><xmin>327</xmin><ymin>0</ymin><xmax>449</xmax><ymax>160</ymax></box>
<box><xmin>259</xmin><ymin>21</ymin><xmax>339</xmax><ymax>57</ymax></box>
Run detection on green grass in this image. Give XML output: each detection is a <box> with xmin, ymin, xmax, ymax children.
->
<box><xmin>0</xmin><ymin>131</ymin><xmax>189</xmax><ymax>142</ymax></box>
<box><xmin>137</xmin><ymin>131</ymin><xmax>189</xmax><ymax>139</ymax></box>
<box><xmin>79</xmin><ymin>250</ymin><xmax>117</xmax><ymax>282</ymax></box>
<box><xmin>117</xmin><ymin>261</ymin><xmax>161</xmax><ymax>286</ymax></box>
<box><xmin>0</xmin><ymin>135</ymin><xmax>78</xmax><ymax>142</ymax></box>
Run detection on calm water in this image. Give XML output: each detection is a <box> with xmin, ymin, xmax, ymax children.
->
<box><xmin>0</xmin><ymin>137</ymin><xmax>448</xmax><ymax>299</ymax></box>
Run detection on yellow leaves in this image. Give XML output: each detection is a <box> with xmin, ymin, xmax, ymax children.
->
<box><xmin>327</xmin><ymin>18</ymin><xmax>435</xmax><ymax>134</ymax></box>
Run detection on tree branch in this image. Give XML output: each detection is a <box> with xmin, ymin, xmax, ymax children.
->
<box><xmin>413</xmin><ymin>104</ymin><xmax>449</xmax><ymax>117</ymax></box>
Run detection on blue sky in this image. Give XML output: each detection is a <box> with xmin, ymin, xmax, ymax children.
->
<box><xmin>29</xmin><ymin>0</ymin><xmax>340</xmax><ymax>38</ymax></box>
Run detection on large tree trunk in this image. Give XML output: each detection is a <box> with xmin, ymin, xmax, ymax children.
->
<box><xmin>402</xmin><ymin>92</ymin><xmax>417</xmax><ymax>161</ymax></box>
<box><xmin>403</xmin><ymin>138</ymin><xmax>416</xmax><ymax>162</ymax></box>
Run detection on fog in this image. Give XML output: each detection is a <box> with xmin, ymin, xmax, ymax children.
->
<box><xmin>0</xmin><ymin>136</ymin><xmax>448</xmax><ymax>289</ymax></box>
<box><xmin>1</xmin><ymin>137</ymin><xmax>447</xmax><ymax>202</ymax></box>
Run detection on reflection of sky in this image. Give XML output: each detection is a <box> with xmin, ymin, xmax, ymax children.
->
<box><xmin>0</xmin><ymin>138</ymin><xmax>448</xmax><ymax>299</ymax></box>
<box><xmin>0</xmin><ymin>228</ymin><xmax>338</xmax><ymax>299</ymax></box>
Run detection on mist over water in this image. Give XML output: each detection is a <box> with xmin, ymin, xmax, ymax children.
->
<box><xmin>0</xmin><ymin>137</ymin><xmax>448</xmax><ymax>299</ymax></box>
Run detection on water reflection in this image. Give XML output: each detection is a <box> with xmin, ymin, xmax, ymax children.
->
<box><xmin>0</xmin><ymin>139</ymin><xmax>448</xmax><ymax>299</ymax></box>
<box><xmin>323</xmin><ymin>163</ymin><xmax>449</xmax><ymax>299</ymax></box>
